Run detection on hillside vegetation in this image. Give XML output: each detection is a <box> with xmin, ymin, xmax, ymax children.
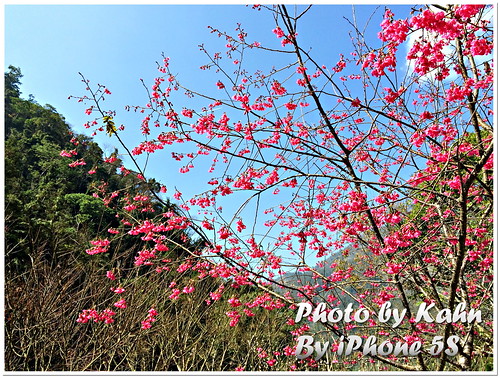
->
<box><xmin>4</xmin><ymin>66</ymin><xmax>296</xmax><ymax>371</ymax></box>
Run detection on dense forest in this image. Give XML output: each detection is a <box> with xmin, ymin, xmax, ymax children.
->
<box><xmin>4</xmin><ymin>67</ymin><xmax>302</xmax><ymax>371</ymax></box>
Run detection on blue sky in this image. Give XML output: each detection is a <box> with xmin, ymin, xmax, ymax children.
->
<box><xmin>5</xmin><ymin>3</ymin><xmax>412</xmax><ymax>169</ymax></box>
<box><xmin>5</xmin><ymin>4</ymin><xmax>416</xmax><ymax>259</ymax></box>
<box><xmin>4</xmin><ymin>4</ymin><xmax>414</xmax><ymax>125</ymax></box>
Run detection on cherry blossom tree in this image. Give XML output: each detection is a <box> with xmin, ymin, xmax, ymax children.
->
<box><xmin>70</xmin><ymin>4</ymin><xmax>493</xmax><ymax>371</ymax></box>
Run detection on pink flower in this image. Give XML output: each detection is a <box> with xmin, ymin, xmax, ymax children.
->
<box><xmin>410</xmin><ymin>131</ymin><xmax>426</xmax><ymax>148</ymax></box>
<box><xmin>351</xmin><ymin>98</ymin><xmax>361</xmax><ymax>107</ymax></box>
<box><xmin>90</xmin><ymin>239</ymin><xmax>110</xmax><ymax>247</ymax></box>
<box><xmin>455</xmin><ymin>4</ymin><xmax>484</xmax><ymax>20</ymax></box>
<box><xmin>59</xmin><ymin>150</ymin><xmax>74</xmax><ymax>157</ymax></box>
<box><xmin>243</xmin><ymin>308</ymin><xmax>255</xmax><ymax>317</ymax></box>
<box><xmin>228</xmin><ymin>297</ymin><xmax>242</xmax><ymax>307</ymax></box>
<box><xmin>470</xmin><ymin>38</ymin><xmax>493</xmax><ymax>56</ymax></box>
<box><xmin>86</xmin><ymin>239</ymin><xmax>110</xmax><ymax>255</ymax></box>
<box><xmin>181</xmin><ymin>108</ymin><xmax>193</xmax><ymax>118</ymax></box>
<box><xmin>100</xmin><ymin>309</ymin><xmax>116</xmax><ymax>324</ymax></box>
<box><xmin>169</xmin><ymin>288</ymin><xmax>181</xmax><ymax>300</ymax></box>
<box><xmin>236</xmin><ymin>219</ymin><xmax>246</xmax><ymax>232</ymax></box>
<box><xmin>271</xmin><ymin>81</ymin><xmax>287</xmax><ymax>95</ymax></box>
<box><xmin>272</xmin><ymin>26</ymin><xmax>285</xmax><ymax>38</ymax></box>
<box><xmin>104</xmin><ymin>155</ymin><xmax>118</xmax><ymax>163</ymax></box>
<box><xmin>68</xmin><ymin>159</ymin><xmax>87</xmax><ymax>168</ymax></box>
<box><xmin>226</xmin><ymin>310</ymin><xmax>241</xmax><ymax>326</ymax></box>
<box><xmin>182</xmin><ymin>285</ymin><xmax>195</xmax><ymax>294</ymax></box>
<box><xmin>106</xmin><ymin>271</ymin><xmax>116</xmax><ymax>280</ymax></box>
<box><xmin>76</xmin><ymin>308</ymin><xmax>116</xmax><ymax>324</ymax></box>
<box><xmin>218</xmin><ymin>226</ymin><xmax>231</xmax><ymax>239</ymax></box>
<box><xmin>448</xmin><ymin>176</ymin><xmax>462</xmax><ymax>190</ymax></box>
<box><xmin>386</xmin><ymin>262</ymin><xmax>404</xmax><ymax>275</ymax></box>
<box><xmin>141</xmin><ymin>307</ymin><xmax>158</xmax><ymax>330</ymax></box>
<box><xmin>114</xmin><ymin>298</ymin><xmax>127</xmax><ymax>309</ymax></box>
<box><xmin>378</xmin><ymin>10</ymin><xmax>409</xmax><ymax>44</ymax></box>
<box><xmin>112</xmin><ymin>287</ymin><xmax>125</xmax><ymax>294</ymax></box>
<box><xmin>296</xmin><ymin>66</ymin><xmax>307</xmax><ymax>74</ymax></box>
<box><xmin>148</xmin><ymin>308</ymin><xmax>158</xmax><ymax>317</ymax></box>
<box><xmin>76</xmin><ymin>309</ymin><xmax>99</xmax><ymax>323</ymax></box>
<box><xmin>446</xmin><ymin>82</ymin><xmax>472</xmax><ymax>102</ymax></box>
<box><xmin>202</xmin><ymin>220</ymin><xmax>214</xmax><ymax>230</ymax></box>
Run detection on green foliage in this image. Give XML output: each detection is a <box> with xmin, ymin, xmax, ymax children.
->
<box><xmin>64</xmin><ymin>193</ymin><xmax>114</xmax><ymax>229</ymax></box>
<box><xmin>4</xmin><ymin>66</ymin><xmax>143</xmax><ymax>271</ymax></box>
<box><xmin>5</xmin><ymin>68</ymin><xmax>93</xmax><ymax>270</ymax></box>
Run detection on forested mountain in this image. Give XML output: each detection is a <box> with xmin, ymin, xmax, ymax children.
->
<box><xmin>6</xmin><ymin>66</ymin><xmax>180</xmax><ymax>272</ymax></box>
<box><xmin>7</xmin><ymin>67</ymin><xmax>107</xmax><ymax>271</ymax></box>
<box><xmin>4</xmin><ymin>67</ymin><xmax>295</xmax><ymax>371</ymax></box>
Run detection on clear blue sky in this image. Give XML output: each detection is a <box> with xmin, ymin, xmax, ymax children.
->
<box><xmin>5</xmin><ymin>3</ymin><xmax>412</xmax><ymax>174</ymax></box>
<box><xmin>5</xmin><ymin>4</ymin><xmax>415</xmax><ymax>248</ymax></box>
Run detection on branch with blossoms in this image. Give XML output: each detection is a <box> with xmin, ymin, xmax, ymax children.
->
<box><xmin>68</xmin><ymin>4</ymin><xmax>493</xmax><ymax>371</ymax></box>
